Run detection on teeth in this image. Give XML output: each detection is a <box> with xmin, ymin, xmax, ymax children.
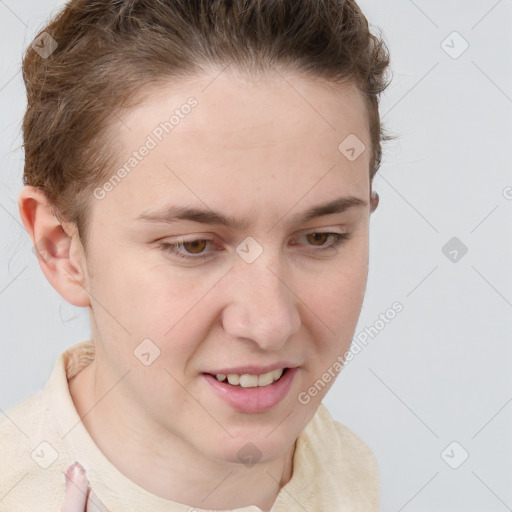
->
<box><xmin>227</xmin><ymin>374</ymin><xmax>240</xmax><ymax>386</ymax></box>
<box><xmin>215</xmin><ymin>368</ymin><xmax>285</xmax><ymax>388</ymax></box>
<box><xmin>257</xmin><ymin>371</ymin><xmax>274</xmax><ymax>387</ymax></box>
<box><xmin>239</xmin><ymin>374</ymin><xmax>258</xmax><ymax>387</ymax></box>
<box><xmin>271</xmin><ymin>368</ymin><xmax>284</xmax><ymax>382</ymax></box>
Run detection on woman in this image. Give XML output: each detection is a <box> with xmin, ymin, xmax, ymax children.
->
<box><xmin>2</xmin><ymin>0</ymin><xmax>392</xmax><ymax>510</ymax></box>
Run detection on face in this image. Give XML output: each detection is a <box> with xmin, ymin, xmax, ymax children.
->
<box><xmin>81</xmin><ymin>70</ymin><xmax>376</xmax><ymax>465</ymax></box>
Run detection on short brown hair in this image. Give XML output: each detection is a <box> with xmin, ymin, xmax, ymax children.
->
<box><xmin>21</xmin><ymin>0</ymin><xmax>392</xmax><ymax>252</ymax></box>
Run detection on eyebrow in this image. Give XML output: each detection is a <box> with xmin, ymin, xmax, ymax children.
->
<box><xmin>136</xmin><ymin>195</ymin><xmax>368</xmax><ymax>231</ymax></box>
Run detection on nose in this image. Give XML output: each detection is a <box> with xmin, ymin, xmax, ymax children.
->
<box><xmin>221</xmin><ymin>253</ymin><xmax>301</xmax><ymax>351</ymax></box>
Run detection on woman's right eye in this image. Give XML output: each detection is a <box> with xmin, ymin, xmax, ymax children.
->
<box><xmin>159</xmin><ymin>238</ymin><xmax>217</xmax><ymax>260</ymax></box>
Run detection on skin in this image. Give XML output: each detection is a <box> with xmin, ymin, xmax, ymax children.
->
<box><xmin>62</xmin><ymin>462</ymin><xmax>107</xmax><ymax>512</ymax></box>
<box><xmin>19</xmin><ymin>69</ymin><xmax>379</xmax><ymax>511</ymax></box>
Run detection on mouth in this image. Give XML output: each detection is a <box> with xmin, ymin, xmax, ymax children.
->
<box><xmin>204</xmin><ymin>368</ymin><xmax>290</xmax><ymax>388</ymax></box>
<box><xmin>202</xmin><ymin>367</ymin><xmax>297</xmax><ymax>413</ymax></box>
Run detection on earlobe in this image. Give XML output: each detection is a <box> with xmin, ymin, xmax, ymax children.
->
<box><xmin>17</xmin><ymin>186</ymin><xmax>91</xmax><ymax>308</ymax></box>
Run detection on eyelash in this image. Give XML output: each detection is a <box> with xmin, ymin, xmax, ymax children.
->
<box><xmin>159</xmin><ymin>232</ymin><xmax>351</xmax><ymax>261</ymax></box>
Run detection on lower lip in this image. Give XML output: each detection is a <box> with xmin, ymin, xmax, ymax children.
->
<box><xmin>202</xmin><ymin>368</ymin><xmax>298</xmax><ymax>414</ymax></box>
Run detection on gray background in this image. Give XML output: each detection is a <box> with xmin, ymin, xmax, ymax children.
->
<box><xmin>1</xmin><ymin>1</ymin><xmax>511</xmax><ymax>510</ymax></box>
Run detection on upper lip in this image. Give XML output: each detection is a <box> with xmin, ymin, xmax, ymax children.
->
<box><xmin>206</xmin><ymin>362</ymin><xmax>299</xmax><ymax>375</ymax></box>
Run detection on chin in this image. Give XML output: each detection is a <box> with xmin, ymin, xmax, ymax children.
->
<box><xmin>206</xmin><ymin>431</ymin><xmax>295</xmax><ymax>468</ymax></box>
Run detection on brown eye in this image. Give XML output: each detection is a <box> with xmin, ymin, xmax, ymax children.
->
<box><xmin>182</xmin><ymin>239</ymin><xmax>208</xmax><ymax>254</ymax></box>
<box><xmin>305</xmin><ymin>233</ymin><xmax>331</xmax><ymax>246</ymax></box>
<box><xmin>160</xmin><ymin>237</ymin><xmax>217</xmax><ymax>261</ymax></box>
<box><xmin>294</xmin><ymin>232</ymin><xmax>351</xmax><ymax>254</ymax></box>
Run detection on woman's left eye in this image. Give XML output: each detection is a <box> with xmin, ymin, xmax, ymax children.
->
<box><xmin>299</xmin><ymin>232</ymin><xmax>350</xmax><ymax>248</ymax></box>
<box><xmin>159</xmin><ymin>232</ymin><xmax>351</xmax><ymax>261</ymax></box>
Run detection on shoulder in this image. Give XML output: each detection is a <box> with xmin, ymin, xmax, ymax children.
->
<box><xmin>0</xmin><ymin>341</ymin><xmax>95</xmax><ymax>510</ymax></box>
<box><xmin>0</xmin><ymin>389</ymin><xmax>46</xmax><ymax>450</ymax></box>
<box><xmin>0</xmin><ymin>391</ymin><xmax>66</xmax><ymax>511</ymax></box>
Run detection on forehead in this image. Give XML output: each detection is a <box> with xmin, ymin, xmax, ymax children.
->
<box><xmin>95</xmin><ymin>70</ymin><xmax>371</xmax><ymax>224</ymax></box>
<box><xmin>117</xmin><ymin>69</ymin><xmax>370</xmax><ymax>156</ymax></box>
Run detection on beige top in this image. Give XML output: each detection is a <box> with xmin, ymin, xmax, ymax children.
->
<box><xmin>0</xmin><ymin>340</ymin><xmax>380</xmax><ymax>511</ymax></box>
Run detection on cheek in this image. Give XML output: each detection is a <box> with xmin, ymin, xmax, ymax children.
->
<box><xmin>99</xmin><ymin>258</ymin><xmax>217</xmax><ymax>372</ymax></box>
<box><xmin>301</xmin><ymin>241</ymin><xmax>369</xmax><ymax>342</ymax></box>
<box><xmin>307</xmin><ymin>268</ymin><xmax>367</xmax><ymax>332</ymax></box>
<box><xmin>89</xmin><ymin>246</ymin><xmax>199</xmax><ymax>329</ymax></box>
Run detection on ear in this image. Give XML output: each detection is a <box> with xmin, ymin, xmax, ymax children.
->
<box><xmin>370</xmin><ymin>190</ymin><xmax>379</xmax><ymax>214</ymax></box>
<box><xmin>17</xmin><ymin>186</ymin><xmax>91</xmax><ymax>307</ymax></box>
